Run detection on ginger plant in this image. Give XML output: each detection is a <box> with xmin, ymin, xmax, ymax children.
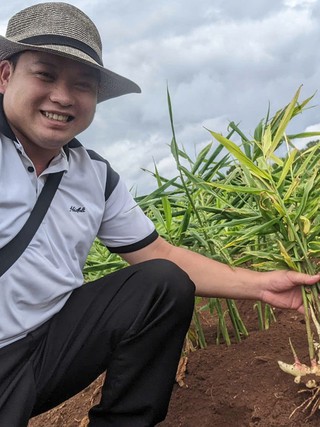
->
<box><xmin>278</xmin><ymin>306</ymin><xmax>320</xmax><ymax>418</ymax></box>
<box><xmin>204</xmin><ymin>87</ymin><xmax>320</xmax><ymax>416</ymax></box>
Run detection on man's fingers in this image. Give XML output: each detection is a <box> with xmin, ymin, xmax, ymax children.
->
<box><xmin>286</xmin><ymin>271</ymin><xmax>320</xmax><ymax>286</ymax></box>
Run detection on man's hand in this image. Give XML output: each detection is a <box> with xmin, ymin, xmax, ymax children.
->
<box><xmin>259</xmin><ymin>270</ymin><xmax>320</xmax><ymax>313</ymax></box>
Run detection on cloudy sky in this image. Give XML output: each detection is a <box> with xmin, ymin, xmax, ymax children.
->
<box><xmin>1</xmin><ymin>0</ymin><xmax>320</xmax><ymax>194</ymax></box>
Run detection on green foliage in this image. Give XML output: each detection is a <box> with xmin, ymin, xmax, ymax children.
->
<box><xmin>138</xmin><ymin>87</ymin><xmax>320</xmax><ymax>351</ymax></box>
<box><xmin>83</xmin><ymin>240</ymin><xmax>127</xmax><ymax>282</ymax></box>
<box><xmin>83</xmin><ymin>87</ymin><xmax>320</xmax><ymax>353</ymax></box>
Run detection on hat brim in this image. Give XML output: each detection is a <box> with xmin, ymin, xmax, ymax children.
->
<box><xmin>0</xmin><ymin>36</ymin><xmax>141</xmax><ymax>103</ymax></box>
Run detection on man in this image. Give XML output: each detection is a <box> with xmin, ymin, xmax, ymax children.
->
<box><xmin>0</xmin><ymin>3</ymin><xmax>318</xmax><ymax>427</ymax></box>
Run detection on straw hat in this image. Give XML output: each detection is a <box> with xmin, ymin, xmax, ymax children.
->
<box><xmin>0</xmin><ymin>2</ymin><xmax>141</xmax><ymax>103</ymax></box>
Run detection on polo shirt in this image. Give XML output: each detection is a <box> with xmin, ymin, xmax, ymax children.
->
<box><xmin>0</xmin><ymin>101</ymin><xmax>158</xmax><ymax>349</ymax></box>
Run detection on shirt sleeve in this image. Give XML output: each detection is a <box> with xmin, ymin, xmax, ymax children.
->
<box><xmin>97</xmin><ymin>177</ymin><xmax>158</xmax><ymax>253</ymax></box>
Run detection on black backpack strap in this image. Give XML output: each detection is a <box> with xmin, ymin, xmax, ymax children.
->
<box><xmin>0</xmin><ymin>171</ymin><xmax>64</xmax><ymax>277</ymax></box>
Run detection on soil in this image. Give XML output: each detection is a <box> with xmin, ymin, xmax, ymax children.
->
<box><xmin>28</xmin><ymin>300</ymin><xmax>320</xmax><ymax>427</ymax></box>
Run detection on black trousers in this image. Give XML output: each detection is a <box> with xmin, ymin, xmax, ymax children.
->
<box><xmin>0</xmin><ymin>259</ymin><xmax>195</xmax><ymax>427</ymax></box>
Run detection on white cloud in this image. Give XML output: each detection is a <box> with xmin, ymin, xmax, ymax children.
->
<box><xmin>284</xmin><ymin>0</ymin><xmax>316</xmax><ymax>7</ymax></box>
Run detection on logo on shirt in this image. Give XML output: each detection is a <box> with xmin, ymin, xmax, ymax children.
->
<box><xmin>69</xmin><ymin>206</ymin><xmax>86</xmax><ymax>213</ymax></box>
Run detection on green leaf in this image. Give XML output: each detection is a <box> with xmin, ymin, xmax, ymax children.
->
<box><xmin>205</xmin><ymin>182</ymin><xmax>273</xmax><ymax>195</ymax></box>
<box><xmin>192</xmin><ymin>143</ymin><xmax>213</xmax><ymax>174</ymax></box>
<box><xmin>269</xmin><ymin>86</ymin><xmax>302</xmax><ymax>152</ymax></box>
<box><xmin>277</xmin><ymin>148</ymin><xmax>297</xmax><ymax>188</ymax></box>
<box><xmin>208</xmin><ymin>129</ymin><xmax>272</xmax><ymax>182</ymax></box>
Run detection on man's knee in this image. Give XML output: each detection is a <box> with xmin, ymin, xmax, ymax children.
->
<box><xmin>139</xmin><ymin>259</ymin><xmax>195</xmax><ymax>317</ymax></box>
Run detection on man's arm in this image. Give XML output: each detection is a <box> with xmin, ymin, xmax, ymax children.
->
<box><xmin>121</xmin><ymin>236</ymin><xmax>320</xmax><ymax>313</ymax></box>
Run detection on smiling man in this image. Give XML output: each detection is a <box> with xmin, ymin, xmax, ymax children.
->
<box><xmin>0</xmin><ymin>3</ymin><xmax>319</xmax><ymax>427</ymax></box>
<box><xmin>1</xmin><ymin>51</ymin><xmax>99</xmax><ymax>174</ymax></box>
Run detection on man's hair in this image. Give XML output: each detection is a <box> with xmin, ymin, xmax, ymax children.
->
<box><xmin>6</xmin><ymin>52</ymin><xmax>23</xmax><ymax>69</ymax></box>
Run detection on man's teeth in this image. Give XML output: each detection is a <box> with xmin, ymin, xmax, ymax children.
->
<box><xmin>43</xmin><ymin>112</ymin><xmax>69</xmax><ymax>122</ymax></box>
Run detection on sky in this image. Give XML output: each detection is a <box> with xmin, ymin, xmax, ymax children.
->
<box><xmin>1</xmin><ymin>0</ymin><xmax>320</xmax><ymax>194</ymax></box>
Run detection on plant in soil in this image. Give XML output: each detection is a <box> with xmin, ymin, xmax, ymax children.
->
<box><xmin>204</xmin><ymin>86</ymin><xmax>320</xmax><ymax>417</ymax></box>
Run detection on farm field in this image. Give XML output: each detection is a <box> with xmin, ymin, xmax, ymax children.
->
<box><xmin>29</xmin><ymin>301</ymin><xmax>320</xmax><ymax>426</ymax></box>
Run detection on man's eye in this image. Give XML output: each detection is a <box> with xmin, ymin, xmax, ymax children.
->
<box><xmin>76</xmin><ymin>82</ymin><xmax>89</xmax><ymax>88</ymax></box>
<box><xmin>37</xmin><ymin>71</ymin><xmax>53</xmax><ymax>80</ymax></box>
<box><xmin>75</xmin><ymin>81</ymin><xmax>97</xmax><ymax>92</ymax></box>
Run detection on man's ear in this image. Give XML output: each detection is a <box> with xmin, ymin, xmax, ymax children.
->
<box><xmin>0</xmin><ymin>60</ymin><xmax>13</xmax><ymax>94</ymax></box>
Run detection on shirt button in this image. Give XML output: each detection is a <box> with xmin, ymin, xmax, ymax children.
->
<box><xmin>27</xmin><ymin>166</ymin><xmax>35</xmax><ymax>173</ymax></box>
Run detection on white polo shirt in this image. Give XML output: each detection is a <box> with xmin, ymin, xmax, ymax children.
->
<box><xmin>0</xmin><ymin>106</ymin><xmax>157</xmax><ymax>349</ymax></box>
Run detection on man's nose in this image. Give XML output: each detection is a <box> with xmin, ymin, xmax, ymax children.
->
<box><xmin>49</xmin><ymin>82</ymin><xmax>74</xmax><ymax>106</ymax></box>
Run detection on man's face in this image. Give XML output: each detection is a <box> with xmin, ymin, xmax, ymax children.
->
<box><xmin>0</xmin><ymin>50</ymin><xmax>99</xmax><ymax>156</ymax></box>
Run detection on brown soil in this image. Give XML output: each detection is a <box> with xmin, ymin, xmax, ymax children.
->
<box><xmin>28</xmin><ymin>301</ymin><xmax>320</xmax><ymax>426</ymax></box>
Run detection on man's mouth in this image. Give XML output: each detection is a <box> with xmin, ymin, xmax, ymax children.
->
<box><xmin>41</xmin><ymin>111</ymin><xmax>73</xmax><ymax>122</ymax></box>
